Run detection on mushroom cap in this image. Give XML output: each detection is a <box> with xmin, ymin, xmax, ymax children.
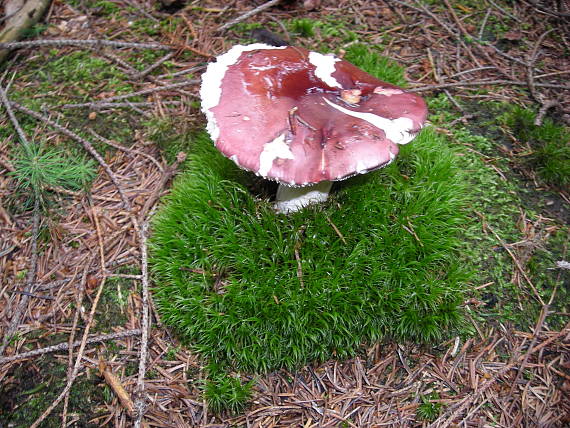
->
<box><xmin>200</xmin><ymin>44</ymin><xmax>428</xmax><ymax>186</ymax></box>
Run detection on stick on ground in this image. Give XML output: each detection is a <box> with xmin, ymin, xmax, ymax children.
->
<box><xmin>218</xmin><ymin>0</ymin><xmax>282</xmax><ymax>32</ymax></box>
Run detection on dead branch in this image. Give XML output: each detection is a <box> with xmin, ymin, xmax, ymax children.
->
<box><xmin>0</xmin><ymin>84</ymin><xmax>30</xmax><ymax>148</ymax></box>
<box><xmin>132</xmin><ymin>51</ymin><xmax>177</xmax><ymax>80</ymax></box>
<box><xmin>0</xmin><ymin>38</ymin><xmax>170</xmax><ymax>51</ymax></box>
<box><xmin>0</xmin><ymin>0</ymin><xmax>52</xmax><ymax>64</ymax></box>
<box><xmin>134</xmin><ymin>220</ymin><xmax>151</xmax><ymax>427</ymax></box>
<box><xmin>0</xmin><ymin>329</ymin><xmax>142</xmax><ymax>365</ymax></box>
<box><xmin>527</xmin><ymin>29</ymin><xmax>555</xmax><ymax>102</ymax></box>
<box><xmin>99</xmin><ymin>359</ymin><xmax>135</xmax><ymax>416</ymax></box>
<box><xmin>62</xmin><ymin>100</ymin><xmax>182</xmax><ymax>110</ymax></box>
<box><xmin>218</xmin><ymin>0</ymin><xmax>283</xmax><ymax>32</ymax></box>
<box><xmin>535</xmin><ymin>99</ymin><xmax>559</xmax><ymax>126</ymax></box>
<box><xmin>60</xmin><ymin>80</ymin><xmax>199</xmax><ymax>109</ymax></box>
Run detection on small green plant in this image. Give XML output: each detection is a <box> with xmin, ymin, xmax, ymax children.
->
<box><xmin>202</xmin><ymin>372</ymin><xmax>254</xmax><ymax>415</ymax></box>
<box><xmin>499</xmin><ymin>106</ymin><xmax>570</xmax><ymax>187</ymax></box>
<box><xmin>416</xmin><ymin>392</ymin><xmax>442</xmax><ymax>421</ymax></box>
<box><xmin>11</xmin><ymin>143</ymin><xmax>95</xmax><ymax>202</ymax></box>
<box><xmin>289</xmin><ymin>18</ymin><xmax>316</xmax><ymax>38</ymax></box>
<box><xmin>287</xmin><ymin>17</ymin><xmax>359</xmax><ymax>45</ymax></box>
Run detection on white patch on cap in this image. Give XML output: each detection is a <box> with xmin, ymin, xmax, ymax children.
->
<box><xmin>355</xmin><ymin>159</ymin><xmax>368</xmax><ymax>174</ymax></box>
<box><xmin>322</xmin><ymin>98</ymin><xmax>415</xmax><ymax>145</ymax></box>
<box><xmin>200</xmin><ymin>44</ymin><xmax>287</xmax><ymax>140</ymax></box>
<box><xmin>373</xmin><ymin>87</ymin><xmax>404</xmax><ymax>96</ymax></box>
<box><xmin>230</xmin><ymin>154</ymin><xmax>239</xmax><ymax>165</ymax></box>
<box><xmin>258</xmin><ymin>134</ymin><xmax>295</xmax><ymax>177</ymax></box>
<box><xmin>308</xmin><ymin>52</ymin><xmax>341</xmax><ymax>88</ymax></box>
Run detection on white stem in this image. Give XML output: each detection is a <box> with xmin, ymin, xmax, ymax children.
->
<box><xmin>274</xmin><ymin>181</ymin><xmax>333</xmax><ymax>213</ymax></box>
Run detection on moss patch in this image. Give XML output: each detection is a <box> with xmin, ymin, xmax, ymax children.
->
<box><xmin>0</xmin><ymin>355</ymin><xmax>104</xmax><ymax>427</ymax></box>
<box><xmin>149</xmin><ymin>126</ymin><xmax>470</xmax><ymax>376</ymax></box>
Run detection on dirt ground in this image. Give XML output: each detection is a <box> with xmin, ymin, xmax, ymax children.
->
<box><xmin>0</xmin><ymin>0</ymin><xmax>569</xmax><ymax>427</ymax></box>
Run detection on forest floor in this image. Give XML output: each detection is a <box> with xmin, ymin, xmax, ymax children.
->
<box><xmin>0</xmin><ymin>0</ymin><xmax>569</xmax><ymax>427</ymax></box>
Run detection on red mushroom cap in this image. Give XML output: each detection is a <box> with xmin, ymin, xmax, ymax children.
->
<box><xmin>200</xmin><ymin>44</ymin><xmax>427</xmax><ymax>185</ymax></box>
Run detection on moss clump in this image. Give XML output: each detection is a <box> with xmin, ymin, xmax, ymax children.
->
<box><xmin>500</xmin><ymin>106</ymin><xmax>570</xmax><ymax>188</ymax></box>
<box><xmin>149</xmin><ymin>127</ymin><xmax>470</xmax><ymax>376</ymax></box>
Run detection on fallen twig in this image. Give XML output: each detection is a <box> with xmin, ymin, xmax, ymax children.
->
<box><xmin>132</xmin><ymin>51</ymin><xmax>177</xmax><ymax>80</ymax></box>
<box><xmin>0</xmin><ymin>39</ymin><xmax>171</xmax><ymax>51</ymax></box>
<box><xmin>0</xmin><ymin>85</ymin><xmax>30</xmax><ymax>148</ymax></box>
<box><xmin>218</xmin><ymin>0</ymin><xmax>282</xmax><ymax>32</ymax></box>
<box><xmin>62</xmin><ymin>100</ymin><xmax>182</xmax><ymax>110</ymax></box>
<box><xmin>527</xmin><ymin>29</ymin><xmax>555</xmax><ymax>102</ymax></box>
<box><xmin>99</xmin><ymin>359</ymin><xmax>135</xmax><ymax>416</ymax></box>
<box><xmin>157</xmin><ymin>64</ymin><xmax>206</xmax><ymax>80</ymax></box>
<box><xmin>60</xmin><ymin>80</ymin><xmax>199</xmax><ymax>109</ymax></box>
<box><xmin>134</xmin><ymin>220</ymin><xmax>150</xmax><ymax>427</ymax></box>
<box><xmin>0</xmin><ymin>329</ymin><xmax>142</xmax><ymax>365</ymax></box>
<box><xmin>534</xmin><ymin>99</ymin><xmax>559</xmax><ymax>126</ymax></box>
<box><xmin>408</xmin><ymin>79</ymin><xmax>570</xmax><ymax>92</ymax></box>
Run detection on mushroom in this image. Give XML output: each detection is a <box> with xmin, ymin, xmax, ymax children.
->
<box><xmin>200</xmin><ymin>44</ymin><xmax>428</xmax><ymax>213</ymax></box>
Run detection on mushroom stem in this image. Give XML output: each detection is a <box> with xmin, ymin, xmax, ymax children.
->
<box><xmin>274</xmin><ymin>181</ymin><xmax>333</xmax><ymax>213</ymax></box>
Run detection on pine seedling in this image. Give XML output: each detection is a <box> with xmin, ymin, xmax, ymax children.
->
<box><xmin>11</xmin><ymin>143</ymin><xmax>96</xmax><ymax>203</ymax></box>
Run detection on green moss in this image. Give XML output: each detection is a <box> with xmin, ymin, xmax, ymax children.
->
<box><xmin>203</xmin><ymin>371</ymin><xmax>254</xmax><ymax>415</ymax></box>
<box><xmin>343</xmin><ymin>44</ymin><xmax>407</xmax><ymax>87</ymax></box>
<box><xmin>498</xmin><ymin>106</ymin><xmax>570</xmax><ymax>188</ymax></box>
<box><xmin>145</xmin><ymin>117</ymin><xmax>198</xmax><ymax>164</ymax></box>
<box><xmin>0</xmin><ymin>356</ymin><xmax>103</xmax><ymax>427</ymax></box>
<box><xmin>426</xmin><ymin>94</ymin><xmax>568</xmax><ymax>330</ymax></box>
<box><xmin>289</xmin><ymin>18</ymin><xmax>317</xmax><ymax>38</ymax></box>
<box><xmin>96</xmin><ymin>268</ymin><xmax>138</xmax><ymax>332</ymax></box>
<box><xmin>149</xmin><ymin>127</ymin><xmax>469</xmax><ymax>377</ymax></box>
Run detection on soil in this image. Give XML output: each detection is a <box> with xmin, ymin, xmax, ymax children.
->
<box><xmin>0</xmin><ymin>0</ymin><xmax>568</xmax><ymax>427</ymax></box>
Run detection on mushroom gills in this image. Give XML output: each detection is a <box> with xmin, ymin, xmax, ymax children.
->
<box><xmin>274</xmin><ymin>181</ymin><xmax>333</xmax><ymax>214</ymax></box>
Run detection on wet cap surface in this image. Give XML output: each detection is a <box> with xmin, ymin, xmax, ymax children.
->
<box><xmin>200</xmin><ymin>44</ymin><xmax>428</xmax><ymax>186</ymax></box>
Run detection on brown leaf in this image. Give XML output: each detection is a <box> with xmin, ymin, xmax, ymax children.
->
<box><xmin>303</xmin><ymin>0</ymin><xmax>321</xmax><ymax>10</ymax></box>
<box><xmin>86</xmin><ymin>275</ymin><xmax>99</xmax><ymax>292</ymax></box>
<box><xmin>503</xmin><ymin>31</ymin><xmax>523</xmax><ymax>41</ymax></box>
